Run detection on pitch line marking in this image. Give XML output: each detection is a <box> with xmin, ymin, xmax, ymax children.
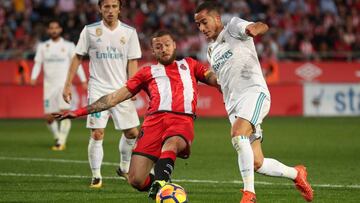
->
<box><xmin>0</xmin><ymin>156</ymin><xmax>118</xmax><ymax>166</ymax></box>
<box><xmin>1</xmin><ymin>156</ymin><xmax>360</xmax><ymax>189</ymax></box>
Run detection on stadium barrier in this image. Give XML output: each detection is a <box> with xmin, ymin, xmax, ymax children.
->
<box><xmin>0</xmin><ymin>60</ymin><xmax>359</xmax><ymax>118</ymax></box>
<box><xmin>0</xmin><ymin>83</ymin><xmax>303</xmax><ymax>118</ymax></box>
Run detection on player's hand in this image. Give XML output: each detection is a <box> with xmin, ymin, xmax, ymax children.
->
<box><xmin>51</xmin><ymin>111</ymin><xmax>77</xmax><ymax>121</ymax></box>
<box><xmin>63</xmin><ymin>85</ymin><xmax>72</xmax><ymax>104</ymax></box>
<box><xmin>245</xmin><ymin>22</ymin><xmax>268</xmax><ymax>37</ymax></box>
<box><xmin>30</xmin><ymin>80</ymin><xmax>36</xmax><ymax>86</ymax></box>
<box><xmin>245</xmin><ymin>26</ymin><xmax>259</xmax><ymax>37</ymax></box>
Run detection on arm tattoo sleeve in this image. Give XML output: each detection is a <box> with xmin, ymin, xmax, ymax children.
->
<box><xmin>86</xmin><ymin>94</ymin><xmax>114</xmax><ymax>114</ymax></box>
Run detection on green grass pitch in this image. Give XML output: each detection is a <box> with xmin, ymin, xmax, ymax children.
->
<box><xmin>0</xmin><ymin>117</ymin><xmax>359</xmax><ymax>202</ymax></box>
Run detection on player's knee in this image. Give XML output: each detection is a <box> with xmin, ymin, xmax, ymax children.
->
<box><xmin>231</xmin><ymin>129</ymin><xmax>252</xmax><ymax>137</ymax></box>
<box><xmin>254</xmin><ymin>158</ymin><xmax>264</xmax><ymax>171</ymax></box>
<box><xmin>163</xmin><ymin>136</ymin><xmax>186</xmax><ymax>154</ymax></box>
<box><xmin>124</xmin><ymin>128</ymin><xmax>138</xmax><ymax>139</ymax></box>
<box><xmin>128</xmin><ymin>174</ymin><xmax>143</xmax><ymax>190</ymax></box>
<box><xmin>231</xmin><ymin>119</ymin><xmax>253</xmax><ymax>137</ymax></box>
<box><xmin>91</xmin><ymin>129</ymin><xmax>104</xmax><ymax>140</ymax></box>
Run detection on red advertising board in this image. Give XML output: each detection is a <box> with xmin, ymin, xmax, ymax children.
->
<box><xmin>279</xmin><ymin>62</ymin><xmax>360</xmax><ymax>83</ymax></box>
<box><xmin>1</xmin><ymin>61</ymin><xmax>359</xmax><ymax>85</ymax></box>
<box><xmin>0</xmin><ymin>84</ymin><xmax>302</xmax><ymax>118</ymax></box>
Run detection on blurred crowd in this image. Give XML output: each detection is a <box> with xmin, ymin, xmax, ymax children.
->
<box><xmin>1</xmin><ymin>0</ymin><xmax>360</xmax><ymax>61</ymax></box>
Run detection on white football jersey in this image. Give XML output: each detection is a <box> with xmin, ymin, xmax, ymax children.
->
<box><xmin>31</xmin><ymin>37</ymin><xmax>86</xmax><ymax>91</ymax></box>
<box><xmin>76</xmin><ymin>20</ymin><xmax>142</xmax><ymax>93</ymax></box>
<box><xmin>207</xmin><ymin>17</ymin><xmax>270</xmax><ymax>113</ymax></box>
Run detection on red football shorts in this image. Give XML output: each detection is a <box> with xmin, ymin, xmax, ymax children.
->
<box><xmin>132</xmin><ymin>112</ymin><xmax>194</xmax><ymax>161</ymax></box>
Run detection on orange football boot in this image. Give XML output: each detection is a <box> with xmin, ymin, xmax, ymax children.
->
<box><xmin>240</xmin><ymin>190</ymin><xmax>256</xmax><ymax>203</ymax></box>
<box><xmin>294</xmin><ymin>165</ymin><xmax>314</xmax><ymax>202</ymax></box>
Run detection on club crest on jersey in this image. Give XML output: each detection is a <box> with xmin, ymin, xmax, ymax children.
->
<box><xmin>180</xmin><ymin>64</ymin><xmax>187</xmax><ymax>70</ymax></box>
<box><xmin>61</xmin><ymin>47</ymin><xmax>65</xmax><ymax>52</ymax></box>
<box><xmin>120</xmin><ymin>36</ymin><xmax>126</xmax><ymax>45</ymax></box>
<box><xmin>96</xmin><ymin>28</ymin><xmax>102</xmax><ymax>36</ymax></box>
<box><xmin>46</xmin><ymin>44</ymin><xmax>50</xmax><ymax>48</ymax></box>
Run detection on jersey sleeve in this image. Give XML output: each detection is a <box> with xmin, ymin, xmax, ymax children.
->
<box><xmin>126</xmin><ymin>67</ymin><xmax>146</xmax><ymax>95</ymax></box>
<box><xmin>127</xmin><ymin>30</ymin><xmax>142</xmax><ymax>60</ymax></box>
<box><xmin>188</xmin><ymin>57</ymin><xmax>210</xmax><ymax>83</ymax></box>
<box><xmin>31</xmin><ymin>43</ymin><xmax>43</xmax><ymax>80</ymax></box>
<box><xmin>75</xmin><ymin>27</ymin><xmax>89</xmax><ymax>56</ymax></box>
<box><xmin>33</xmin><ymin>43</ymin><xmax>43</xmax><ymax>64</ymax></box>
<box><xmin>227</xmin><ymin>17</ymin><xmax>253</xmax><ymax>41</ymax></box>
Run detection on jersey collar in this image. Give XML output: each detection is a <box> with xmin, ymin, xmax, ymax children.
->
<box><xmin>101</xmin><ymin>20</ymin><xmax>121</xmax><ymax>32</ymax></box>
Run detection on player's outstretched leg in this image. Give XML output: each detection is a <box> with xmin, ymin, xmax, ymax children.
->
<box><xmin>88</xmin><ymin>132</ymin><xmax>104</xmax><ymax>188</ymax></box>
<box><xmin>148</xmin><ymin>150</ymin><xmax>176</xmax><ymax>199</ymax></box>
<box><xmin>253</xmin><ymin>139</ymin><xmax>313</xmax><ymax>202</ymax></box>
<box><xmin>256</xmin><ymin>159</ymin><xmax>313</xmax><ymax>201</ymax></box>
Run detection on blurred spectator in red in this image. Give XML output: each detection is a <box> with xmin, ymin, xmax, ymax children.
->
<box><xmin>14</xmin><ymin>51</ymin><xmax>30</xmax><ymax>85</ymax></box>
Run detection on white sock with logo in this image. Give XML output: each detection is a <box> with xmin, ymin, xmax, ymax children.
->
<box><xmin>232</xmin><ymin>136</ymin><xmax>255</xmax><ymax>193</ymax></box>
<box><xmin>88</xmin><ymin>138</ymin><xmax>103</xmax><ymax>178</ymax></box>
<box><xmin>256</xmin><ymin>158</ymin><xmax>298</xmax><ymax>180</ymax></box>
<box><xmin>119</xmin><ymin>134</ymin><xmax>136</xmax><ymax>173</ymax></box>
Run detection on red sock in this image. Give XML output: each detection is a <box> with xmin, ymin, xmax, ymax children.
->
<box><xmin>160</xmin><ymin>150</ymin><xmax>177</xmax><ymax>162</ymax></box>
<box><xmin>138</xmin><ymin>174</ymin><xmax>154</xmax><ymax>192</ymax></box>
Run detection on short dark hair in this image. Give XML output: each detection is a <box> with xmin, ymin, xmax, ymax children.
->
<box><xmin>98</xmin><ymin>0</ymin><xmax>122</xmax><ymax>7</ymax></box>
<box><xmin>47</xmin><ymin>19</ymin><xmax>62</xmax><ymax>28</ymax></box>
<box><xmin>150</xmin><ymin>30</ymin><xmax>175</xmax><ymax>45</ymax></box>
<box><xmin>195</xmin><ymin>1</ymin><xmax>220</xmax><ymax>14</ymax></box>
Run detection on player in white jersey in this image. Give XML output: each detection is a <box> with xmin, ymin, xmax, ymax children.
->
<box><xmin>195</xmin><ymin>2</ymin><xmax>313</xmax><ymax>203</ymax></box>
<box><xmin>30</xmin><ymin>19</ymin><xmax>87</xmax><ymax>151</ymax></box>
<box><xmin>62</xmin><ymin>0</ymin><xmax>140</xmax><ymax>188</ymax></box>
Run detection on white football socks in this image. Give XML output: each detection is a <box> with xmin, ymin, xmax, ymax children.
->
<box><xmin>88</xmin><ymin>138</ymin><xmax>103</xmax><ymax>178</ymax></box>
<box><xmin>119</xmin><ymin>134</ymin><xmax>136</xmax><ymax>173</ymax></box>
<box><xmin>58</xmin><ymin>119</ymin><xmax>71</xmax><ymax>145</ymax></box>
<box><xmin>256</xmin><ymin>158</ymin><xmax>298</xmax><ymax>180</ymax></box>
<box><xmin>232</xmin><ymin>136</ymin><xmax>255</xmax><ymax>193</ymax></box>
<box><xmin>47</xmin><ymin>120</ymin><xmax>59</xmax><ymax>140</ymax></box>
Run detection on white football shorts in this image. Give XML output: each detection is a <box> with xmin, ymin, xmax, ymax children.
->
<box><xmin>228</xmin><ymin>91</ymin><xmax>270</xmax><ymax>142</ymax></box>
<box><xmin>86</xmin><ymin>94</ymin><xmax>140</xmax><ymax>130</ymax></box>
<box><xmin>44</xmin><ymin>86</ymin><xmax>71</xmax><ymax>114</ymax></box>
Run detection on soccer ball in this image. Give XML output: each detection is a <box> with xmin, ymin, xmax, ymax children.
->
<box><xmin>156</xmin><ymin>183</ymin><xmax>188</xmax><ymax>203</ymax></box>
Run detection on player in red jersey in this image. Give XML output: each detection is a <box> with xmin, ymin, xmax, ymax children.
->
<box><xmin>53</xmin><ymin>30</ymin><xmax>219</xmax><ymax>198</ymax></box>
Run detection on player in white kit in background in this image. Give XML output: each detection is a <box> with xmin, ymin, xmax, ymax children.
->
<box><xmin>30</xmin><ymin>19</ymin><xmax>87</xmax><ymax>151</ymax></box>
<box><xmin>195</xmin><ymin>2</ymin><xmax>313</xmax><ymax>203</ymax></box>
<box><xmin>62</xmin><ymin>0</ymin><xmax>141</xmax><ymax>188</ymax></box>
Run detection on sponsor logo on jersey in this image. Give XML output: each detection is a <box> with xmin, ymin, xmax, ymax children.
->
<box><xmin>212</xmin><ymin>49</ymin><xmax>233</xmax><ymax>72</ymax></box>
<box><xmin>96</xmin><ymin>28</ymin><xmax>102</xmax><ymax>36</ymax></box>
<box><xmin>96</xmin><ymin>38</ymin><xmax>102</xmax><ymax>43</ymax></box>
<box><xmin>120</xmin><ymin>36</ymin><xmax>126</xmax><ymax>45</ymax></box>
<box><xmin>95</xmin><ymin>46</ymin><xmax>123</xmax><ymax>59</ymax></box>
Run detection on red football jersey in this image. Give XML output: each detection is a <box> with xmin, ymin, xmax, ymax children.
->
<box><xmin>126</xmin><ymin>57</ymin><xmax>209</xmax><ymax>116</ymax></box>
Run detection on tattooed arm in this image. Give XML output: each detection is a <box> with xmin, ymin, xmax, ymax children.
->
<box><xmin>53</xmin><ymin>87</ymin><xmax>133</xmax><ymax>120</ymax></box>
<box><xmin>87</xmin><ymin>87</ymin><xmax>133</xmax><ymax>114</ymax></box>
